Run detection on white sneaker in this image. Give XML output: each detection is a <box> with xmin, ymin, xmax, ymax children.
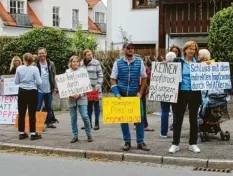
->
<box><xmin>189</xmin><ymin>145</ymin><xmax>201</xmax><ymax>153</ymax></box>
<box><xmin>169</xmin><ymin>145</ymin><xmax>179</xmax><ymax>153</ymax></box>
<box><xmin>160</xmin><ymin>134</ymin><xmax>168</xmax><ymax>138</ymax></box>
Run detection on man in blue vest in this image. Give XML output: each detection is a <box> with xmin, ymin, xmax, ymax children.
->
<box><xmin>110</xmin><ymin>42</ymin><xmax>150</xmax><ymax>151</ymax></box>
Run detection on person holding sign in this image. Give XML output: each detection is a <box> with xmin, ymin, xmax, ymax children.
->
<box><xmin>66</xmin><ymin>56</ymin><xmax>93</xmax><ymax>143</ymax></box>
<box><xmin>9</xmin><ymin>56</ymin><xmax>22</xmax><ymax>74</ymax></box>
<box><xmin>111</xmin><ymin>42</ymin><xmax>150</xmax><ymax>151</ymax></box>
<box><xmin>80</xmin><ymin>50</ymin><xmax>103</xmax><ymax>130</ymax></box>
<box><xmin>169</xmin><ymin>41</ymin><xmax>202</xmax><ymax>153</ymax></box>
<box><xmin>15</xmin><ymin>53</ymin><xmax>42</xmax><ymax>140</ymax></box>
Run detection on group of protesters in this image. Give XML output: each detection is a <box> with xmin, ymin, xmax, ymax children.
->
<box><xmin>11</xmin><ymin>40</ymin><xmax>231</xmax><ymax>154</ymax></box>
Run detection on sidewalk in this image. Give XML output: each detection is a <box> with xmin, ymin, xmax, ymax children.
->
<box><xmin>1</xmin><ymin>111</ymin><xmax>233</xmax><ymax>168</ymax></box>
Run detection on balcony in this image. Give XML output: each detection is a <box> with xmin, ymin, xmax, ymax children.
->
<box><xmin>11</xmin><ymin>13</ymin><xmax>32</xmax><ymax>27</ymax></box>
<box><xmin>95</xmin><ymin>23</ymin><xmax>106</xmax><ymax>33</ymax></box>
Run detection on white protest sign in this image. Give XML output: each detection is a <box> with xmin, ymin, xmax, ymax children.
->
<box><xmin>55</xmin><ymin>68</ymin><xmax>93</xmax><ymax>98</ymax></box>
<box><xmin>148</xmin><ymin>62</ymin><xmax>181</xmax><ymax>103</ymax></box>
<box><xmin>3</xmin><ymin>77</ymin><xmax>19</xmax><ymax>95</ymax></box>
<box><xmin>0</xmin><ymin>96</ymin><xmax>18</xmax><ymax>124</ymax></box>
<box><xmin>190</xmin><ymin>62</ymin><xmax>232</xmax><ymax>90</ymax></box>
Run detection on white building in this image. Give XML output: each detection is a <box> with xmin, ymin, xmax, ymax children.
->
<box><xmin>107</xmin><ymin>0</ymin><xmax>159</xmax><ymax>51</ymax></box>
<box><xmin>0</xmin><ymin>0</ymin><xmax>106</xmax><ymax>50</ymax></box>
<box><xmin>86</xmin><ymin>0</ymin><xmax>107</xmax><ymax>51</ymax></box>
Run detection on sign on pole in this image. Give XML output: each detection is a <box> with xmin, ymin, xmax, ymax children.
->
<box><xmin>55</xmin><ymin>68</ymin><xmax>92</xmax><ymax>98</ymax></box>
<box><xmin>190</xmin><ymin>62</ymin><xmax>232</xmax><ymax>90</ymax></box>
<box><xmin>148</xmin><ymin>62</ymin><xmax>181</xmax><ymax>103</ymax></box>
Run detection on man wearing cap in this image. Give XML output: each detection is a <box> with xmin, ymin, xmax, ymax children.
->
<box><xmin>110</xmin><ymin>42</ymin><xmax>150</xmax><ymax>151</ymax></box>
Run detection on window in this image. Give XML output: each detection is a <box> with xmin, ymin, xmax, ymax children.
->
<box><xmin>53</xmin><ymin>6</ymin><xmax>60</xmax><ymax>27</ymax></box>
<box><xmin>95</xmin><ymin>12</ymin><xmax>105</xmax><ymax>23</ymax></box>
<box><xmin>132</xmin><ymin>0</ymin><xmax>158</xmax><ymax>9</ymax></box>
<box><xmin>72</xmin><ymin>9</ymin><xmax>79</xmax><ymax>29</ymax></box>
<box><xmin>10</xmin><ymin>0</ymin><xmax>24</xmax><ymax>14</ymax></box>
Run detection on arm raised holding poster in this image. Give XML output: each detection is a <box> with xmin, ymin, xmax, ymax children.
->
<box><xmin>148</xmin><ymin>62</ymin><xmax>181</xmax><ymax>103</ymax></box>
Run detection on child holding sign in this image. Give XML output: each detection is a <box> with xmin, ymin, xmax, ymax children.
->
<box><xmin>66</xmin><ymin>56</ymin><xmax>93</xmax><ymax>143</ymax></box>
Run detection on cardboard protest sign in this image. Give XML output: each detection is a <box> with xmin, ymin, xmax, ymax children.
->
<box><xmin>0</xmin><ymin>96</ymin><xmax>18</xmax><ymax>124</ymax></box>
<box><xmin>0</xmin><ymin>75</ymin><xmax>19</xmax><ymax>96</ymax></box>
<box><xmin>102</xmin><ymin>97</ymin><xmax>141</xmax><ymax>124</ymax></box>
<box><xmin>148</xmin><ymin>62</ymin><xmax>181</xmax><ymax>103</ymax></box>
<box><xmin>55</xmin><ymin>68</ymin><xmax>92</xmax><ymax>98</ymax></box>
<box><xmin>14</xmin><ymin>112</ymin><xmax>47</xmax><ymax>133</ymax></box>
<box><xmin>190</xmin><ymin>62</ymin><xmax>232</xmax><ymax>90</ymax></box>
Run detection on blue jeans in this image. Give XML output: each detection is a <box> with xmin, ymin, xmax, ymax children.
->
<box><xmin>70</xmin><ymin>105</ymin><xmax>92</xmax><ymax>137</ymax></box>
<box><xmin>88</xmin><ymin>101</ymin><xmax>100</xmax><ymax>125</ymax></box>
<box><xmin>160</xmin><ymin>102</ymin><xmax>176</xmax><ymax>136</ymax></box>
<box><xmin>121</xmin><ymin>100</ymin><xmax>144</xmax><ymax>144</ymax></box>
<box><xmin>37</xmin><ymin>92</ymin><xmax>53</xmax><ymax>124</ymax></box>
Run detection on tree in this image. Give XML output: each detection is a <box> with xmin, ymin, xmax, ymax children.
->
<box><xmin>208</xmin><ymin>3</ymin><xmax>233</xmax><ymax>63</ymax></box>
<box><xmin>20</xmin><ymin>27</ymin><xmax>73</xmax><ymax>73</ymax></box>
<box><xmin>208</xmin><ymin>3</ymin><xmax>233</xmax><ymax>92</ymax></box>
<box><xmin>72</xmin><ymin>25</ymin><xmax>98</xmax><ymax>52</ymax></box>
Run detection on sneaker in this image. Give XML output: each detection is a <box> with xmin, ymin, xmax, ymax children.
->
<box><xmin>137</xmin><ymin>143</ymin><xmax>150</xmax><ymax>151</ymax></box>
<box><xmin>189</xmin><ymin>145</ymin><xmax>201</xmax><ymax>153</ymax></box>
<box><xmin>46</xmin><ymin>124</ymin><xmax>56</xmax><ymax>128</ymax></box>
<box><xmin>19</xmin><ymin>133</ymin><xmax>28</xmax><ymax>140</ymax></box>
<box><xmin>169</xmin><ymin>145</ymin><xmax>179</xmax><ymax>153</ymax></box>
<box><xmin>30</xmin><ymin>133</ymin><xmax>42</xmax><ymax>140</ymax></box>
<box><xmin>94</xmin><ymin>124</ymin><xmax>99</xmax><ymax>130</ymax></box>
<box><xmin>160</xmin><ymin>134</ymin><xmax>168</xmax><ymax>138</ymax></box>
<box><xmin>123</xmin><ymin>142</ymin><xmax>131</xmax><ymax>151</ymax></box>
<box><xmin>70</xmin><ymin>136</ymin><xmax>78</xmax><ymax>143</ymax></box>
<box><xmin>87</xmin><ymin>136</ymin><xmax>93</xmax><ymax>142</ymax></box>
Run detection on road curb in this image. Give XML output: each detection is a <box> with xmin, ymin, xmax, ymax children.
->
<box><xmin>0</xmin><ymin>142</ymin><xmax>232</xmax><ymax>169</ymax></box>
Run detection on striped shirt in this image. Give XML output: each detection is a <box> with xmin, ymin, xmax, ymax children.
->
<box><xmin>80</xmin><ymin>58</ymin><xmax>103</xmax><ymax>96</ymax></box>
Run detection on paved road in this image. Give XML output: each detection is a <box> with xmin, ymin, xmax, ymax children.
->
<box><xmin>1</xmin><ymin>112</ymin><xmax>233</xmax><ymax>160</ymax></box>
<box><xmin>0</xmin><ymin>153</ymin><xmax>231</xmax><ymax>176</ymax></box>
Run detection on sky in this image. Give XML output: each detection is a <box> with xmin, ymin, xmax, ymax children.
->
<box><xmin>102</xmin><ymin>0</ymin><xmax>107</xmax><ymax>6</ymax></box>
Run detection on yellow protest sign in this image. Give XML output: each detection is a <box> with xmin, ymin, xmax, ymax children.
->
<box><xmin>102</xmin><ymin>97</ymin><xmax>141</xmax><ymax>124</ymax></box>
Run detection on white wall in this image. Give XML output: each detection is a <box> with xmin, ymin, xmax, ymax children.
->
<box><xmin>167</xmin><ymin>35</ymin><xmax>208</xmax><ymax>49</ymax></box>
<box><xmin>0</xmin><ymin>25</ymin><xmax>30</xmax><ymax>36</ymax></box>
<box><xmin>107</xmin><ymin>0</ymin><xmax>159</xmax><ymax>50</ymax></box>
<box><xmin>93</xmin><ymin>1</ymin><xmax>107</xmax><ymax>23</ymax></box>
<box><xmin>30</xmin><ymin>0</ymin><xmax>88</xmax><ymax>30</ymax></box>
<box><xmin>96</xmin><ymin>34</ymin><xmax>106</xmax><ymax>51</ymax></box>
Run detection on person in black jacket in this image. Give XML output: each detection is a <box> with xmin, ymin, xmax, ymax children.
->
<box><xmin>169</xmin><ymin>41</ymin><xmax>202</xmax><ymax>154</ymax></box>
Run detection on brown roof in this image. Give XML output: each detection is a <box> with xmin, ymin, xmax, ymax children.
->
<box><xmin>88</xmin><ymin>17</ymin><xmax>101</xmax><ymax>34</ymax></box>
<box><xmin>0</xmin><ymin>2</ymin><xmax>17</xmax><ymax>26</ymax></box>
<box><xmin>0</xmin><ymin>2</ymin><xmax>43</xmax><ymax>28</ymax></box>
<box><xmin>86</xmin><ymin>0</ymin><xmax>100</xmax><ymax>8</ymax></box>
<box><xmin>27</xmin><ymin>4</ymin><xmax>43</xmax><ymax>28</ymax></box>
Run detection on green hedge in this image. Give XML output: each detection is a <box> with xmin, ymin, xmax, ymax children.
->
<box><xmin>0</xmin><ymin>27</ymin><xmax>74</xmax><ymax>74</ymax></box>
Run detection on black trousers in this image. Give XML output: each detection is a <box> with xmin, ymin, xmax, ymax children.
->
<box><xmin>141</xmin><ymin>94</ymin><xmax>148</xmax><ymax>128</ymax></box>
<box><xmin>172</xmin><ymin>91</ymin><xmax>201</xmax><ymax>145</ymax></box>
<box><xmin>18</xmin><ymin>88</ymin><xmax>38</xmax><ymax>133</ymax></box>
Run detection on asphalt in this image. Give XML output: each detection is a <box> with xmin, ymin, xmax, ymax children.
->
<box><xmin>0</xmin><ymin>111</ymin><xmax>233</xmax><ymax>169</ymax></box>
